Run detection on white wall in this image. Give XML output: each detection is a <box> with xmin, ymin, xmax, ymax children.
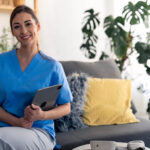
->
<box><xmin>38</xmin><ymin>0</ymin><xmax>114</xmax><ymax>61</ymax></box>
<box><xmin>0</xmin><ymin>12</ymin><xmax>11</xmax><ymax>35</ymax></box>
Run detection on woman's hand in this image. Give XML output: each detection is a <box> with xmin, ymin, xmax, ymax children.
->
<box><xmin>17</xmin><ymin>118</ymin><xmax>33</xmax><ymax>129</ymax></box>
<box><xmin>0</xmin><ymin>107</ymin><xmax>33</xmax><ymax>128</ymax></box>
<box><xmin>24</xmin><ymin>104</ymin><xmax>45</xmax><ymax>122</ymax></box>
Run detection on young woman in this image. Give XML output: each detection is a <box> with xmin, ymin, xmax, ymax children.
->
<box><xmin>0</xmin><ymin>5</ymin><xmax>72</xmax><ymax>150</ymax></box>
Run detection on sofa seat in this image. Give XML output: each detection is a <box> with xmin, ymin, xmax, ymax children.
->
<box><xmin>56</xmin><ymin>118</ymin><xmax>150</xmax><ymax>150</ymax></box>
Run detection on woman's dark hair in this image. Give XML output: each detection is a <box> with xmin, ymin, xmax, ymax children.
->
<box><xmin>10</xmin><ymin>5</ymin><xmax>39</xmax><ymax>30</ymax></box>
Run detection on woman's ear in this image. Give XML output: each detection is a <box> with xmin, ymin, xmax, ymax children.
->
<box><xmin>37</xmin><ymin>22</ymin><xmax>40</xmax><ymax>32</ymax></box>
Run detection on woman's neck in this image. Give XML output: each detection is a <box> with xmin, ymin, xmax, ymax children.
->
<box><xmin>18</xmin><ymin>44</ymin><xmax>39</xmax><ymax>58</ymax></box>
<box><xmin>16</xmin><ymin>44</ymin><xmax>39</xmax><ymax>72</ymax></box>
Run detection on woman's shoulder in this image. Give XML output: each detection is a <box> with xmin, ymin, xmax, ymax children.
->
<box><xmin>39</xmin><ymin>51</ymin><xmax>62</xmax><ymax>67</ymax></box>
<box><xmin>39</xmin><ymin>51</ymin><xmax>55</xmax><ymax>61</ymax></box>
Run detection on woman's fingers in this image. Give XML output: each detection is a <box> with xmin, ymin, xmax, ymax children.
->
<box><xmin>24</xmin><ymin>105</ymin><xmax>44</xmax><ymax>122</ymax></box>
<box><xmin>24</xmin><ymin>106</ymin><xmax>34</xmax><ymax>121</ymax></box>
<box><xmin>17</xmin><ymin>118</ymin><xmax>33</xmax><ymax>128</ymax></box>
<box><xmin>31</xmin><ymin>104</ymin><xmax>39</xmax><ymax>110</ymax></box>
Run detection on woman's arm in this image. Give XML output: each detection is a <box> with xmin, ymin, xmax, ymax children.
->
<box><xmin>0</xmin><ymin>107</ymin><xmax>18</xmax><ymax>126</ymax></box>
<box><xmin>24</xmin><ymin>103</ymin><xmax>71</xmax><ymax>121</ymax></box>
<box><xmin>43</xmin><ymin>103</ymin><xmax>71</xmax><ymax>120</ymax></box>
<box><xmin>0</xmin><ymin>107</ymin><xmax>33</xmax><ymax>128</ymax></box>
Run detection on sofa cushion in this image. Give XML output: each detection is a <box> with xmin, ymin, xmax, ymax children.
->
<box><xmin>82</xmin><ymin>78</ymin><xmax>139</xmax><ymax>126</ymax></box>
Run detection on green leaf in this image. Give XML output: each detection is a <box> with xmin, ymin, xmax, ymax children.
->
<box><xmin>147</xmin><ymin>99</ymin><xmax>150</xmax><ymax>112</ymax></box>
<box><xmin>80</xmin><ymin>8</ymin><xmax>100</xmax><ymax>59</ymax></box>
<box><xmin>115</xmin><ymin>16</ymin><xmax>125</xmax><ymax>25</ymax></box>
<box><xmin>105</xmin><ymin>27</ymin><xmax>114</xmax><ymax>37</ymax></box>
<box><xmin>122</xmin><ymin>1</ymin><xmax>150</xmax><ymax>26</ymax></box>
<box><xmin>99</xmin><ymin>51</ymin><xmax>109</xmax><ymax>60</ymax></box>
<box><xmin>114</xmin><ymin>36</ymin><xmax>128</xmax><ymax>58</ymax></box>
<box><xmin>84</xmin><ymin>9</ymin><xmax>94</xmax><ymax>14</ymax></box>
<box><xmin>135</xmin><ymin>42</ymin><xmax>150</xmax><ymax>64</ymax></box>
<box><xmin>104</xmin><ymin>15</ymin><xmax>128</xmax><ymax>58</ymax></box>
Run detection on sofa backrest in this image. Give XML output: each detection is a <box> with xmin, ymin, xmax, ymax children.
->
<box><xmin>60</xmin><ymin>59</ymin><xmax>121</xmax><ymax>79</ymax></box>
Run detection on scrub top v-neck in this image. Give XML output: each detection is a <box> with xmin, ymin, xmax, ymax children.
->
<box><xmin>14</xmin><ymin>49</ymin><xmax>40</xmax><ymax>77</ymax></box>
<box><xmin>0</xmin><ymin>49</ymin><xmax>72</xmax><ymax>140</ymax></box>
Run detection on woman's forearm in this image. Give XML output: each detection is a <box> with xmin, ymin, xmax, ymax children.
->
<box><xmin>24</xmin><ymin>103</ymin><xmax>71</xmax><ymax>122</ymax></box>
<box><xmin>43</xmin><ymin>103</ymin><xmax>71</xmax><ymax>120</ymax></box>
<box><xmin>0</xmin><ymin>107</ymin><xmax>19</xmax><ymax>126</ymax></box>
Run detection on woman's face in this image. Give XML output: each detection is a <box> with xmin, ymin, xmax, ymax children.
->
<box><xmin>11</xmin><ymin>12</ymin><xmax>40</xmax><ymax>47</ymax></box>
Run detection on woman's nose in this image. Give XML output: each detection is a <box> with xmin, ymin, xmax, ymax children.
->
<box><xmin>20</xmin><ymin>26</ymin><xmax>27</xmax><ymax>34</ymax></box>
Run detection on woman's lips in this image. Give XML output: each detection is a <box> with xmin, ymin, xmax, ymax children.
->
<box><xmin>21</xmin><ymin>35</ymin><xmax>31</xmax><ymax>40</ymax></box>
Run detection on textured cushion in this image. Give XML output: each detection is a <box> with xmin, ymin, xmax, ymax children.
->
<box><xmin>54</xmin><ymin>73</ymin><xmax>88</xmax><ymax>132</ymax></box>
<box><xmin>60</xmin><ymin>59</ymin><xmax>137</xmax><ymax>114</ymax></box>
<box><xmin>82</xmin><ymin>78</ymin><xmax>139</xmax><ymax>126</ymax></box>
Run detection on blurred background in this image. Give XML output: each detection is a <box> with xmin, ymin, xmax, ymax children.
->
<box><xmin>0</xmin><ymin>0</ymin><xmax>150</xmax><ymax>119</ymax></box>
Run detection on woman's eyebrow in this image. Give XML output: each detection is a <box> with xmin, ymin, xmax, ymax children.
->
<box><xmin>12</xmin><ymin>20</ymin><xmax>32</xmax><ymax>26</ymax></box>
<box><xmin>24</xmin><ymin>20</ymin><xmax>32</xmax><ymax>23</ymax></box>
<box><xmin>13</xmin><ymin>22</ymin><xmax>20</xmax><ymax>26</ymax></box>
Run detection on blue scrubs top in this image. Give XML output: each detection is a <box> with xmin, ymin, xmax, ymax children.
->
<box><xmin>0</xmin><ymin>49</ymin><xmax>72</xmax><ymax>140</ymax></box>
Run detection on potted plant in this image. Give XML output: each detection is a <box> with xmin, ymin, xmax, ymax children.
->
<box><xmin>80</xmin><ymin>0</ymin><xmax>150</xmax><ymax>73</ymax></box>
<box><xmin>0</xmin><ymin>27</ymin><xmax>18</xmax><ymax>53</ymax></box>
<box><xmin>104</xmin><ymin>0</ymin><xmax>150</xmax><ymax>72</ymax></box>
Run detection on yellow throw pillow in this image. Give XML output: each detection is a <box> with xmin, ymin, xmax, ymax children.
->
<box><xmin>82</xmin><ymin>78</ymin><xmax>139</xmax><ymax>126</ymax></box>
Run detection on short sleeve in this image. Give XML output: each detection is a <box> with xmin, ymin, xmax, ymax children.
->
<box><xmin>51</xmin><ymin>62</ymin><xmax>72</xmax><ymax>105</ymax></box>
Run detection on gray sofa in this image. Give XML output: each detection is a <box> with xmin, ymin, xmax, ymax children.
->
<box><xmin>55</xmin><ymin>59</ymin><xmax>150</xmax><ymax>150</ymax></box>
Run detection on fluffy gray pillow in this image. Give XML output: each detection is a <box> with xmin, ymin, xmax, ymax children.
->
<box><xmin>54</xmin><ymin>73</ymin><xmax>88</xmax><ymax>132</ymax></box>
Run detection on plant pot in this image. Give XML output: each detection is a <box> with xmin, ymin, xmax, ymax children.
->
<box><xmin>13</xmin><ymin>0</ymin><xmax>26</xmax><ymax>7</ymax></box>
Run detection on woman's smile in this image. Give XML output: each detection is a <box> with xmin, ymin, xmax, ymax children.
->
<box><xmin>20</xmin><ymin>34</ymin><xmax>31</xmax><ymax>40</ymax></box>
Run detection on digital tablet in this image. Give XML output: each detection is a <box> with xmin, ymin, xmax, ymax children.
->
<box><xmin>32</xmin><ymin>84</ymin><xmax>62</xmax><ymax>111</ymax></box>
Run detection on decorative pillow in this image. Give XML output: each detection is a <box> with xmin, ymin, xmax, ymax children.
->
<box><xmin>82</xmin><ymin>78</ymin><xmax>139</xmax><ymax>126</ymax></box>
<box><xmin>54</xmin><ymin>73</ymin><xmax>88</xmax><ymax>132</ymax></box>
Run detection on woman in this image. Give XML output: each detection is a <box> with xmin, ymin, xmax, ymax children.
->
<box><xmin>0</xmin><ymin>5</ymin><xmax>72</xmax><ymax>150</ymax></box>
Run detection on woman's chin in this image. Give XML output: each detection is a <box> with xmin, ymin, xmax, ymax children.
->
<box><xmin>21</xmin><ymin>41</ymin><xmax>34</xmax><ymax>47</ymax></box>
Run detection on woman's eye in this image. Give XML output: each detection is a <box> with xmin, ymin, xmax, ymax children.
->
<box><xmin>25</xmin><ymin>23</ymin><xmax>32</xmax><ymax>27</ymax></box>
<box><xmin>14</xmin><ymin>26</ymin><xmax>20</xmax><ymax>29</ymax></box>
